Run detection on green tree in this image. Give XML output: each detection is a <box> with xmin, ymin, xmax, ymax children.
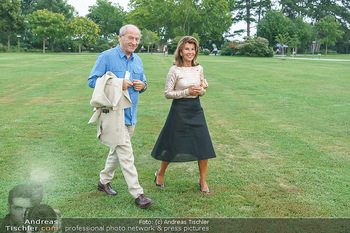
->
<box><xmin>289</xmin><ymin>16</ymin><xmax>313</xmax><ymax>53</ymax></box>
<box><xmin>198</xmin><ymin>0</ymin><xmax>233</xmax><ymax>42</ymax></box>
<box><xmin>27</xmin><ymin>9</ymin><xmax>66</xmax><ymax>53</ymax></box>
<box><xmin>279</xmin><ymin>0</ymin><xmax>308</xmax><ymax>19</ymax></box>
<box><xmin>127</xmin><ymin>0</ymin><xmax>168</xmax><ymax>38</ymax></box>
<box><xmin>127</xmin><ymin>0</ymin><xmax>233</xmax><ymax>45</ymax></box>
<box><xmin>171</xmin><ymin>0</ymin><xmax>201</xmax><ymax>36</ymax></box>
<box><xmin>233</xmin><ymin>0</ymin><xmax>272</xmax><ymax>37</ymax></box>
<box><xmin>87</xmin><ymin>0</ymin><xmax>125</xmax><ymax>39</ymax></box>
<box><xmin>141</xmin><ymin>29</ymin><xmax>159</xmax><ymax>54</ymax></box>
<box><xmin>21</xmin><ymin>0</ymin><xmax>75</xmax><ymax>20</ymax></box>
<box><xmin>289</xmin><ymin>34</ymin><xmax>300</xmax><ymax>55</ymax></box>
<box><xmin>315</xmin><ymin>16</ymin><xmax>344</xmax><ymax>56</ymax></box>
<box><xmin>279</xmin><ymin>0</ymin><xmax>350</xmax><ymax>25</ymax></box>
<box><xmin>0</xmin><ymin>0</ymin><xmax>24</xmax><ymax>51</ymax></box>
<box><xmin>191</xmin><ymin>32</ymin><xmax>200</xmax><ymax>45</ymax></box>
<box><xmin>256</xmin><ymin>10</ymin><xmax>292</xmax><ymax>47</ymax></box>
<box><xmin>279</xmin><ymin>0</ymin><xmax>349</xmax><ymax>54</ymax></box>
<box><xmin>255</xmin><ymin>0</ymin><xmax>273</xmax><ymax>22</ymax></box>
<box><xmin>306</xmin><ymin>0</ymin><xmax>350</xmax><ymax>25</ymax></box>
<box><xmin>275</xmin><ymin>32</ymin><xmax>290</xmax><ymax>56</ymax></box>
<box><xmin>21</xmin><ymin>0</ymin><xmax>36</xmax><ymax>15</ymax></box>
<box><xmin>69</xmin><ymin>16</ymin><xmax>100</xmax><ymax>54</ymax></box>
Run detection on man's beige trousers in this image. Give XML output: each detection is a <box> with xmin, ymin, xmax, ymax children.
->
<box><xmin>100</xmin><ymin>125</ymin><xmax>144</xmax><ymax>199</ymax></box>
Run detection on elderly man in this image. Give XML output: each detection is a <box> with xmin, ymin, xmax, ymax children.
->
<box><xmin>88</xmin><ymin>24</ymin><xmax>154</xmax><ymax>209</ymax></box>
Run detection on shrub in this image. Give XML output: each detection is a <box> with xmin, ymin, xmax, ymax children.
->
<box><xmin>203</xmin><ymin>50</ymin><xmax>210</xmax><ymax>55</ymax></box>
<box><xmin>236</xmin><ymin>37</ymin><xmax>274</xmax><ymax>57</ymax></box>
<box><xmin>10</xmin><ymin>45</ymin><xmax>19</xmax><ymax>52</ymax></box>
<box><xmin>220</xmin><ymin>42</ymin><xmax>237</xmax><ymax>56</ymax></box>
<box><xmin>22</xmin><ymin>42</ymin><xmax>34</xmax><ymax>50</ymax></box>
<box><xmin>27</xmin><ymin>48</ymin><xmax>49</xmax><ymax>53</ymax></box>
<box><xmin>318</xmin><ymin>49</ymin><xmax>337</xmax><ymax>55</ymax></box>
<box><xmin>0</xmin><ymin>44</ymin><xmax>7</xmax><ymax>52</ymax></box>
<box><xmin>95</xmin><ymin>43</ymin><xmax>111</xmax><ymax>52</ymax></box>
<box><xmin>168</xmin><ymin>36</ymin><xmax>183</xmax><ymax>54</ymax></box>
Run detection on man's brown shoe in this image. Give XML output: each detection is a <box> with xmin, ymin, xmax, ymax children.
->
<box><xmin>98</xmin><ymin>181</ymin><xmax>117</xmax><ymax>196</ymax></box>
<box><xmin>135</xmin><ymin>194</ymin><xmax>154</xmax><ymax>209</ymax></box>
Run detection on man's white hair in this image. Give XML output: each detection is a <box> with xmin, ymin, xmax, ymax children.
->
<box><xmin>119</xmin><ymin>24</ymin><xmax>141</xmax><ymax>37</ymax></box>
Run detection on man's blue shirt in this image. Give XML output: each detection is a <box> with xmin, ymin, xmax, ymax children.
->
<box><xmin>88</xmin><ymin>45</ymin><xmax>147</xmax><ymax>125</ymax></box>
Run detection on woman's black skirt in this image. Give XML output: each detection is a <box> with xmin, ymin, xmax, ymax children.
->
<box><xmin>151</xmin><ymin>97</ymin><xmax>216</xmax><ymax>162</ymax></box>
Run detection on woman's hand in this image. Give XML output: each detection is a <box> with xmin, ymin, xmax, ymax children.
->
<box><xmin>189</xmin><ymin>86</ymin><xmax>202</xmax><ymax>96</ymax></box>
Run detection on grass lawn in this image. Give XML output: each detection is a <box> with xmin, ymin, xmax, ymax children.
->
<box><xmin>276</xmin><ymin>54</ymin><xmax>350</xmax><ymax>60</ymax></box>
<box><xmin>0</xmin><ymin>53</ymin><xmax>349</xmax><ymax>218</ymax></box>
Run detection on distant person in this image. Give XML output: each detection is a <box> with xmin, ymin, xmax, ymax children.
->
<box><xmin>163</xmin><ymin>45</ymin><xmax>168</xmax><ymax>56</ymax></box>
<box><xmin>151</xmin><ymin>36</ymin><xmax>216</xmax><ymax>193</ymax></box>
<box><xmin>88</xmin><ymin>24</ymin><xmax>154</xmax><ymax>209</ymax></box>
<box><xmin>213</xmin><ymin>47</ymin><xmax>218</xmax><ymax>56</ymax></box>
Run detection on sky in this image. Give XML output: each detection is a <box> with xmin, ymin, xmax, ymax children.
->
<box><xmin>67</xmin><ymin>0</ymin><xmax>130</xmax><ymax>16</ymax></box>
<box><xmin>66</xmin><ymin>0</ymin><xmax>251</xmax><ymax>40</ymax></box>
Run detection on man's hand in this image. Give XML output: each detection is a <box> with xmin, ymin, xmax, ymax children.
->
<box><xmin>132</xmin><ymin>80</ymin><xmax>146</xmax><ymax>91</ymax></box>
<box><xmin>123</xmin><ymin>79</ymin><xmax>133</xmax><ymax>90</ymax></box>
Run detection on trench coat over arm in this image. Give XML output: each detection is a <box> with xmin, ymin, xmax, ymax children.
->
<box><xmin>88</xmin><ymin>71</ymin><xmax>132</xmax><ymax>148</ymax></box>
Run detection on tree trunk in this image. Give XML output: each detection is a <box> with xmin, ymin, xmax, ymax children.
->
<box><xmin>51</xmin><ymin>38</ymin><xmax>54</xmax><ymax>52</ymax></box>
<box><xmin>257</xmin><ymin>4</ymin><xmax>261</xmax><ymax>22</ymax></box>
<box><xmin>325</xmin><ymin>43</ymin><xmax>328</xmax><ymax>56</ymax></box>
<box><xmin>147</xmin><ymin>45</ymin><xmax>150</xmax><ymax>54</ymax></box>
<box><xmin>8</xmin><ymin>34</ymin><xmax>11</xmax><ymax>52</ymax></box>
<box><xmin>43</xmin><ymin>37</ymin><xmax>46</xmax><ymax>53</ymax></box>
<box><xmin>246</xmin><ymin>0</ymin><xmax>251</xmax><ymax>38</ymax></box>
<box><xmin>79</xmin><ymin>39</ymin><xmax>81</xmax><ymax>54</ymax></box>
<box><xmin>246</xmin><ymin>13</ymin><xmax>250</xmax><ymax>37</ymax></box>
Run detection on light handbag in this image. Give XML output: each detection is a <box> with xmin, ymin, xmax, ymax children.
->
<box><xmin>201</xmin><ymin>78</ymin><xmax>208</xmax><ymax>89</ymax></box>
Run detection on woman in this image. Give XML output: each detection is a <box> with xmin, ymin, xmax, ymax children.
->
<box><xmin>151</xmin><ymin>36</ymin><xmax>216</xmax><ymax>193</ymax></box>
